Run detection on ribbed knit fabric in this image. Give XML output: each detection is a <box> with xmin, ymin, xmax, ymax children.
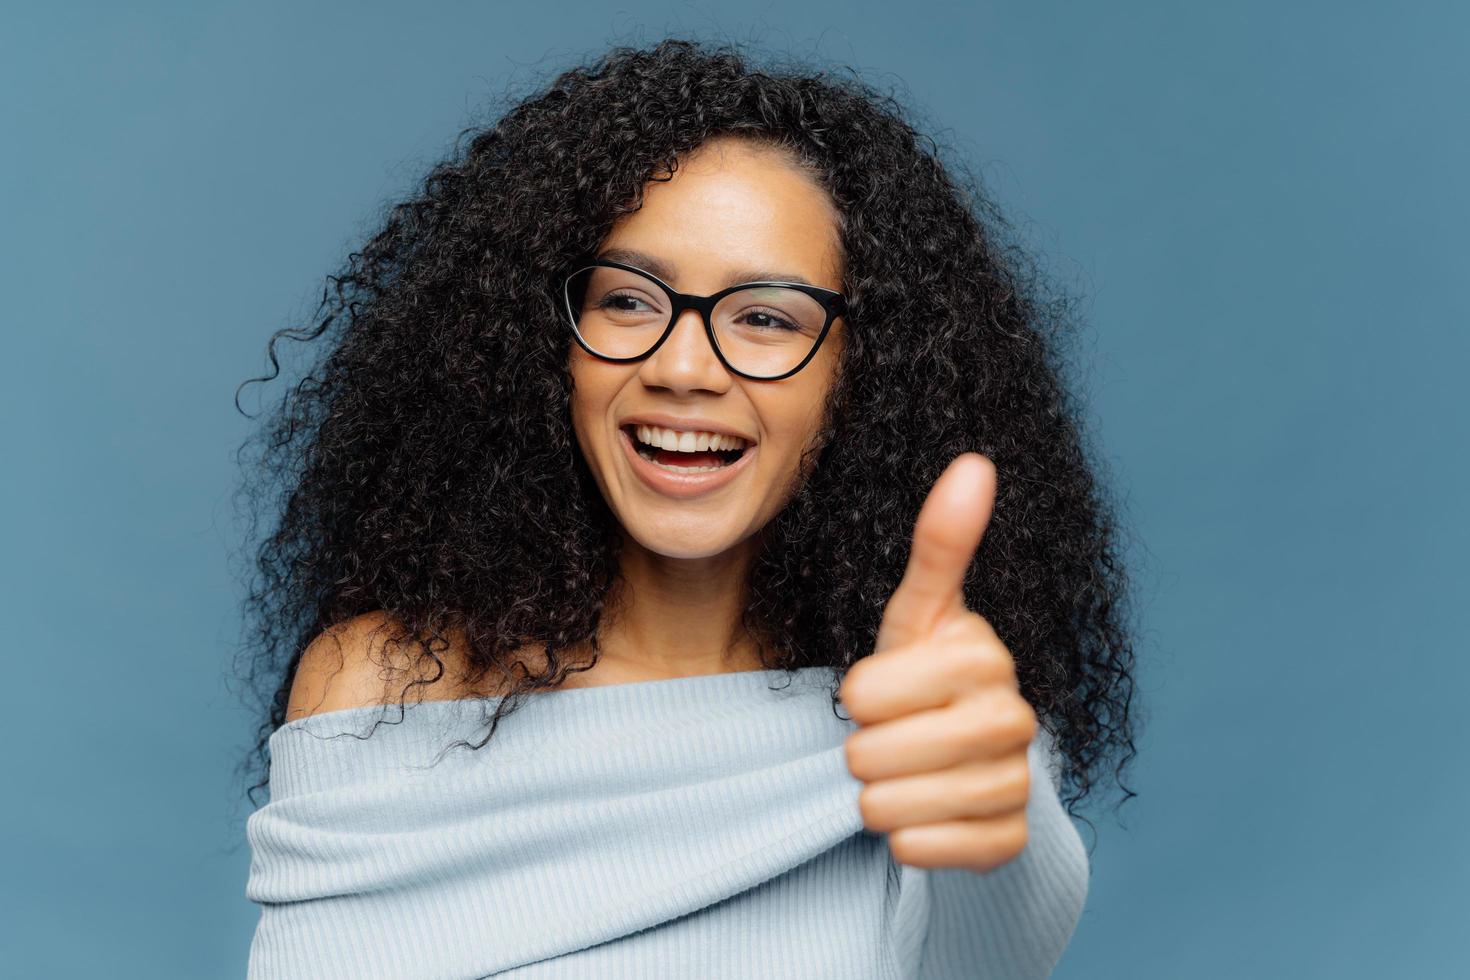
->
<box><xmin>245</xmin><ymin>666</ymin><xmax>1089</xmax><ymax>979</ymax></box>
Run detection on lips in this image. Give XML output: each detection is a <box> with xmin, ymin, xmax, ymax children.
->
<box><xmin>617</xmin><ymin>425</ymin><xmax>756</xmax><ymax>499</ymax></box>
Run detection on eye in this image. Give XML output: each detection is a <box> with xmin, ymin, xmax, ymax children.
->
<box><xmin>735</xmin><ymin>307</ymin><xmax>801</xmax><ymax>332</ymax></box>
<box><xmin>599</xmin><ymin>289</ymin><xmax>657</xmax><ymax>312</ymax></box>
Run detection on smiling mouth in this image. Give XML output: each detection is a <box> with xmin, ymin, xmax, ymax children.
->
<box><xmin>621</xmin><ymin>424</ymin><xmax>750</xmax><ymax>473</ymax></box>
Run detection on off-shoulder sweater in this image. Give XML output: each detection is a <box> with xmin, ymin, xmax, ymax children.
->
<box><xmin>245</xmin><ymin>665</ymin><xmax>1089</xmax><ymax>978</ymax></box>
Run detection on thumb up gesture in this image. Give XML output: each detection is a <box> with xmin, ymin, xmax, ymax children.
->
<box><xmin>839</xmin><ymin>453</ymin><xmax>1038</xmax><ymax>873</ymax></box>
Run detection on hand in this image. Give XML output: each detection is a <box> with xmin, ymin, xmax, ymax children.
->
<box><xmin>839</xmin><ymin>453</ymin><xmax>1038</xmax><ymax>873</ymax></box>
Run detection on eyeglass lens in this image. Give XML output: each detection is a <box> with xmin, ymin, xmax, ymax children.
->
<box><xmin>565</xmin><ymin>265</ymin><xmax>827</xmax><ymax>377</ymax></box>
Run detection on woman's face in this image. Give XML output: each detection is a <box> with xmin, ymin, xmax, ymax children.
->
<box><xmin>568</xmin><ymin>137</ymin><xmax>845</xmax><ymax>560</ymax></box>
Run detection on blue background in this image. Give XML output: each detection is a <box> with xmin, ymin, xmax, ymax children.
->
<box><xmin>4</xmin><ymin>2</ymin><xmax>1465</xmax><ymax>976</ymax></box>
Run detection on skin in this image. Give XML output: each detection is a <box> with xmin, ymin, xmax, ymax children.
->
<box><xmin>560</xmin><ymin>135</ymin><xmax>847</xmax><ymax>686</ymax></box>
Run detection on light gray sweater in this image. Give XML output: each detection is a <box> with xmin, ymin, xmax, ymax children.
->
<box><xmin>245</xmin><ymin>665</ymin><xmax>1089</xmax><ymax>978</ymax></box>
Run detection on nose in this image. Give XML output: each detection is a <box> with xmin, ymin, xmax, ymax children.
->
<box><xmin>635</xmin><ymin>307</ymin><xmax>732</xmax><ymax>394</ymax></box>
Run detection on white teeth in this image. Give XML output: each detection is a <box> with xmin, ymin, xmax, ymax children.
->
<box><xmin>633</xmin><ymin>424</ymin><xmax>749</xmax><ymax>453</ymax></box>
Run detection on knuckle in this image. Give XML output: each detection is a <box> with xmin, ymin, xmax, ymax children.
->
<box><xmin>983</xmin><ymin>692</ymin><xmax>1030</xmax><ymax>739</ymax></box>
<box><xmin>970</xmin><ymin>642</ymin><xmax>1001</xmax><ymax>678</ymax></box>
<box><xmin>957</xmin><ymin>696</ymin><xmax>1025</xmax><ymax>749</ymax></box>
<box><xmin>1004</xmin><ymin>815</ymin><xmax>1030</xmax><ymax>856</ymax></box>
<box><xmin>1005</xmin><ymin>758</ymin><xmax>1032</xmax><ymax>804</ymax></box>
<box><xmin>959</xmin><ymin>706</ymin><xmax>993</xmax><ymax>746</ymax></box>
<box><xmin>957</xmin><ymin>614</ymin><xmax>992</xmax><ymax>648</ymax></box>
<box><xmin>959</xmin><ymin>771</ymin><xmax>993</xmax><ymax>810</ymax></box>
<box><xmin>857</xmin><ymin>785</ymin><xmax>887</xmax><ymax>829</ymax></box>
<box><xmin>844</xmin><ymin>736</ymin><xmax>877</xmax><ymax>781</ymax></box>
<box><xmin>838</xmin><ymin>664</ymin><xmax>877</xmax><ymax>714</ymax></box>
<box><xmin>953</xmin><ymin>609</ymin><xmax>989</xmax><ymax>635</ymax></box>
<box><xmin>982</xmin><ymin>816</ymin><xmax>1028</xmax><ymax>864</ymax></box>
<box><xmin>888</xmin><ymin>831</ymin><xmax>925</xmax><ymax>867</ymax></box>
<box><xmin>1008</xmin><ymin>699</ymin><xmax>1039</xmax><ymax>742</ymax></box>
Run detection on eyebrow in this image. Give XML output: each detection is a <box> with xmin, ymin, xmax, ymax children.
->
<box><xmin>592</xmin><ymin>246</ymin><xmax>819</xmax><ymax>289</ymax></box>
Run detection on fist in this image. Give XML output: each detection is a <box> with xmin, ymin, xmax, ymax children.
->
<box><xmin>839</xmin><ymin>453</ymin><xmax>1038</xmax><ymax>874</ymax></box>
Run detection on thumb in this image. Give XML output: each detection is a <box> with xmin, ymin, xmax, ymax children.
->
<box><xmin>874</xmin><ymin>453</ymin><xmax>997</xmax><ymax>654</ymax></box>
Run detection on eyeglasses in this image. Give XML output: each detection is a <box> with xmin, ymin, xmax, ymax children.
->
<box><xmin>560</xmin><ymin>259</ymin><xmax>847</xmax><ymax>381</ymax></box>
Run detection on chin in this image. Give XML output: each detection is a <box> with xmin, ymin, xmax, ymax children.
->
<box><xmin>619</xmin><ymin>514</ymin><xmax>753</xmax><ymax>561</ymax></box>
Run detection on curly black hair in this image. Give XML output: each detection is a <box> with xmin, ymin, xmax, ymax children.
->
<box><xmin>230</xmin><ymin>36</ymin><xmax>1142</xmax><ymax>846</ymax></box>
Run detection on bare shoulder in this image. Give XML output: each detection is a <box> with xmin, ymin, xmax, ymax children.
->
<box><xmin>285</xmin><ymin>611</ymin><xmax>485</xmax><ymax>722</ymax></box>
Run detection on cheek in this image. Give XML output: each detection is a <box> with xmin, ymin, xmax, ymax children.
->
<box><xmin>790</xmin><ymin>367</ymin><xmax>842</xmax><ymax>461</ymax></box>
<box><xmin>567</xmin><ymin>354</ymin><xmax>615</xmax><ymax>449</ymax></box>
<box><xmin>760</xmin><ymin>379</ymin><xmax>834</xmax><ymax>461</ymax></box>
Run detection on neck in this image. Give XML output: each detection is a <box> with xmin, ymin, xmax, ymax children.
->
<box><xmin>588</xmin><ymin>529</ymin><xmax>769</xmax><ymax>681</ymax></box>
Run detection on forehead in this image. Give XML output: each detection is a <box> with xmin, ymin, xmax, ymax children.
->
<box><xmin>599</xmin><ymin>139</ymin><xmax>844</xmax><ymax>294</ymax></box>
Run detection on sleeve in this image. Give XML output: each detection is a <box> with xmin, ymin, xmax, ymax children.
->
<box><xmin>911</xmin><ymin>724</ymin><xmax>1092</xmax><ymax>979</ymax></box>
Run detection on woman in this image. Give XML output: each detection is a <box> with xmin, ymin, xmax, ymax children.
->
<box><xmin>237</xmin><ymin>37</ymin><xmax>1139</xmax><ymax>979</ymax></box>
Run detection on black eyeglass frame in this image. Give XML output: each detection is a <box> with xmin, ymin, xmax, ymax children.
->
<box><xmin>561</xmin><ymin>259</ymin><xmax>848</xmax><ymax>381</ymax></box>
